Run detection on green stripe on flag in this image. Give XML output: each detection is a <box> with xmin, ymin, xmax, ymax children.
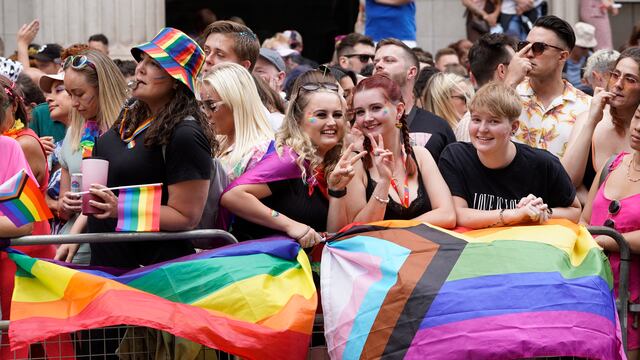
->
<box><xmin>127</xmin><ymin>253</ymin><xmax>300</xmax><ymax>303</ymax></box>
<box><xmin>8</xmin><ymin>253</ymin><xmax>37</xmax><ymax>278</ymax></box>
<box><xmin>448</xmin><ymin>241</ymin><xmax>612</xmax><ymax>288</ymax></box>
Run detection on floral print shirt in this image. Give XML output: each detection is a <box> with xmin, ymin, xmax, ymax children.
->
<box><xmin>514</xmin><ymin>79</ymin><xmax>591</xmax><ymax>158</ymax></box>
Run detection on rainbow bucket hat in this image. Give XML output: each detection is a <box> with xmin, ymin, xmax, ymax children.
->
<box><xmin>131</xmin><ymin>27</ymin><xmax>204</xmax><ymax>94</ymax></box>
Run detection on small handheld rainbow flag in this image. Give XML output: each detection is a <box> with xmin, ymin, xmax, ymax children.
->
<box><xmin>0</xmin><ymin>169</ymin><xmax>53</xmax><ymax>227</ymax></box>
<box><xmin>116</xmin><ymin>183</ymin><xmax>161</xmax><ymax>232</ymax></box>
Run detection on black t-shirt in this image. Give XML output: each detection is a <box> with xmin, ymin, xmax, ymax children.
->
<box><xmin>406</xmin><ymin>107</ymin><xmax>456</xmax><ymax>163</ymax></box>
<box><xmin>438</xmin><ymin>142</ymin><xmax>576</xmax><ymax>210</ymax></box>
<box><xmin>88</xmin><ymin>120</ymin><xmax>212</xmax><ymax>267</ymax></box>
<box><xmin>231</xmin><ymin>178</ymin><xmax>328</xmax><ymax>242</ymax></box>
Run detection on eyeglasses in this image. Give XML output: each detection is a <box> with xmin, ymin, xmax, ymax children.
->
<box><xmin>608</xmin><ymin>70</ymin><xmax>640</xmax><ymax>87</ymax></box>
<box><xmin>295</xmin><ymin>82</ymin><xmax>340</xmax><ymax>99</ymax></box>
<box><xmin>63</xmin><ymin>55</ymin><xmax>96</xmax><ymax>71</ymax></box>
<box><xmin>603</xmin><ymin>199</ymin><xmax>621</xmax><ymax>229</ymax></box>
<box><xmin>343</xmin><ymin>54</ymin><xmax>374</xmax><ymax>63</ymax></box>
<box><xmin>199</xmin><ymin>99</ymin><xmax>224</xmax><ymax>114</ymax></box>
<box><xmin>517</xmin><ymin>41</ymin><xmax>566</xmax><ymax>57</ymax></box>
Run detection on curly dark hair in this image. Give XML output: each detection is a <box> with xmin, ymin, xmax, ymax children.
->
<box><xmin>114</xmin><ymin>83</ymin><xmax>218</xmax><ymax>155</ymax></box>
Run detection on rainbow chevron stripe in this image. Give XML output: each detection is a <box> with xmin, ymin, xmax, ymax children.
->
<box><xmin>6</xmin><ymin>239</ymin><xmax>317</xmax><ymax>359</ymax></box>
<box><xmin>116</xmin><ymin>184</ymin><xmax>161</xmax><ymax>232</ymax></box>
<box><xmin>0</xmin><ymin>169</ymin><xmax>52</xmax><ymax>227</ymax></box>
<box><xmin>132</xmin><ymin>27</ymin><xmax>204</xmax><ymax>93</ymax></box>
<box><xmin>322</xmin><ymin>220</ymin><xmax>624</xmax><ymax>359</ymax></box>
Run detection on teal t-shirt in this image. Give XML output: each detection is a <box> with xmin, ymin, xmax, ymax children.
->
<box><xmin>29</xmin><ymin>103</ymin><xmax>66</xmax><ymax>143</ymax></box>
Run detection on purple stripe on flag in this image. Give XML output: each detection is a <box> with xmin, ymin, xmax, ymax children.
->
<box><xmin>405</xmin><ymin>311</ymin><xmax>622</xmax><ymax>360</ymax></box>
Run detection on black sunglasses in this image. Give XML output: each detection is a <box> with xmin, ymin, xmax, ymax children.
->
<box><xmin>517</xmin><ymin>41</ymin><xmax>566</xmax><ymax>56</ymax></box>
<box><xmin>603</xmin><ymin>199</ymin><xmax>621</xmax><ymax>229</ymax></box>
<box><xmin>344</xmin><ymin>54</ymin><xmax>374</xmax><ymax>63</ymax></box>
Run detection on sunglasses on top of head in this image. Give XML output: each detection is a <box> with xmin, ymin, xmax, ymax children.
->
<box><xmin>343</xmin><ymin>54</ymin><xmax>374</xmax><ymax>63</ymax></box>
<box><xmin>517</xmin><ymin>41</ymin><xmax>566</xmax><ymax>57</ymax></box>
<box><xmin>63</xmin><ymin>55</ymin><xmax>96</xmax><ymax>71</ymax></box>
<box><xmin>295</xmin><ymin>82</ymin><xmax>340</xmax><ymax>99</ymax></box>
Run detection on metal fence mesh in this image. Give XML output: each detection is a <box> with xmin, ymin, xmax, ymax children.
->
<box><xmin>1</xmin><ymin>315</ymin><xmax>328</xmax><ymax>359</ymax></box>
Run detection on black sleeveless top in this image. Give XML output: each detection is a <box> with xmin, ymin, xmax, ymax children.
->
<box><xmin>364</xmin><ymin>154</ymin><xmax>432</xmax><ymax>220</ymax></box>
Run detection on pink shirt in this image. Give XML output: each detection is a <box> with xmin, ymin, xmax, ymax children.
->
<box><xmin>0</xmin><ymin>135</ymin><xmax>37</xmax><ymax>185</ymax></box>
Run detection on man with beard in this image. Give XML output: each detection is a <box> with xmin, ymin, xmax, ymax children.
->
<box><xmin>373</xmin><ymin>38</ymin><xmax>455</xmax><ymax>162</ymax></box>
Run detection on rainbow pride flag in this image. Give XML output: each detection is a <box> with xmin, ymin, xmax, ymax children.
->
<box><xmin>7</xmin><ymin>238</ymin><xmax>317</xmax><ymax>359</ymax></box>
<box><xmin>0</xmin><ymin>169</ymin><xmax>52</xmax><ymax>227</ymax></box>
<box><xmin>116</xmin><ymin>184</ymin><xmax>161</xmax><ymax>232</ymax></box>
<box><xmin>321</xmin><ymin>220</ymin><xmax>624</xmax><ymax>360</ymax></box>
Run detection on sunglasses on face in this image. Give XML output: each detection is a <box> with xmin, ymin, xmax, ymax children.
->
<box><xmin>199</xmin><ymin>99</ymin><xmax>224</xmax><ymax>114</ymax></box>
<box><xmin>344</xmin><ymin>54</ymin><xmax>374</xmax><ymax>63</ymax></box>
<box><xmin>63</xmin><ymin>55</ymin><xmax>96</xmax><ymax>71</ymax></box>
<box><xmin>517</xmin><ymin>41</ymin><xmax>566</xmax><ymax>57</ymax></box>
<box><xmin>603</xmin><ymin>199</ymin><xmax>621</xmax><ymax>229</ymax></box>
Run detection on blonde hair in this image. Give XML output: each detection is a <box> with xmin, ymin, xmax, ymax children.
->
<box><xmin>470</xmin><ymin>81</ymin><xmax>522</xmax><ymax>121</ymax></box>
<box><xmin>203</xmin><ymin>62</ymin><xmax>274</xmax><ymax>165</ymax></box>
<box><xmin>276</xmin><ymin>88</ymin><xmax>344</xmax><ymax>183</ymax></box>
<box><xmin>67</xmin><ymin>50</ymin><xmax>127</xmax><ymax>148</ymax></box>
<box><xmin>422</xmin><ymin>72</ymin><xmax>473</xmax><ymax>129</ymax></box>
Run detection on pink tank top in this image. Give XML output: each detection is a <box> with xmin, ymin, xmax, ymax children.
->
<box><xmin>589</xmin><ymin>152</ymin><xmax>640</xmax><ymax>301</ymax></box>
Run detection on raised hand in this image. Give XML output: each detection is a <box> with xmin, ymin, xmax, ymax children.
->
<box><xmin>17</xmin><ymin>19</ymin><xmax>39</xmax><ymax>46</ymax></box>
<box><xmin>368</xmin><ymin>133</ymin><xmax>394</xmax><ymax>181</ymax></box>
<box><xmin>588</xmin><ymin>87</ymin><xmax>615</xmax><ymax>126</ymax></box>
<box><xmin>505</xmin><ymin>42</ymin><xmax>533</xmax><ymax>88</ymax></box>
<box><xmin>327</xmin><ymin>143</ymin><xmax>367</xmax><ymax>191</ymax></box>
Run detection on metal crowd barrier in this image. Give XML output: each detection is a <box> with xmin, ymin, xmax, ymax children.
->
<box><xmin>0</xmin><ymin>228</ymin><xmax>633</xmax><ymax>359</ymax></box>
<box><xmin>588</xmin><ymin>226</ymin><xmax>631</xmax><ymax>351</ymax></box>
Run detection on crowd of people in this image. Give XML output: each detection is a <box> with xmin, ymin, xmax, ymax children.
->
<box><xmin>1</xmin><ymin>0</ymin><xmax>640</xmax><ymax>357</ymax></box>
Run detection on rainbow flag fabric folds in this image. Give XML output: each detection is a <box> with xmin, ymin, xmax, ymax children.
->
<box><xmin>321</xmin><ymin>220</ymin><xmax>624</xmax><ymax>360</ymax></box>
<box><xmin>116</xmin><ymin>184</ymin><xmax>161</xmax><ymax>232</ymax></box>
<box><xmin>0</xmin><ymin>169</ymin><xmax>52</xmax><ymax>227</ymax></box>
<box><xmin>8</xmin><ymin>238</ymin><xmax>317</xmax><ymax>360</ymax></box>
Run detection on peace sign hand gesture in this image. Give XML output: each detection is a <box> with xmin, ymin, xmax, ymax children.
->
<box><xmin>327</xmin><ymin>143</ymin><xmax>367</xmax><ymax>191</ymax></box>
<box><xmin>368</xmin><ymin>134</ymin><xmax>394</xmax><ymax>181</ymax></box>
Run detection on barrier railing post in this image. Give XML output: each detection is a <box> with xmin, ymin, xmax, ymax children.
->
<box><xmin>588</xmin><ymin>226</ymin><xmax>630</xmax><ymax>351</ymax></box>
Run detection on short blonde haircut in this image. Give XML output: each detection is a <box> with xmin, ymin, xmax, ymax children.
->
<box><xmin>469</xmin><ymin>81</ymin><xmax>522</xmax><ymax>122</ymax></box>
<box><xmin>422</xmin><ymin>72</ymin><xmax>473</xmax><ymax>129</ymax></box>
<box><xmin>67</xmin><ymin>50</ymin><xmax>127</xmax><ymax>148</ymax></box>
<box><xmin>202</xmin><ymin>62</ymin><xmax>274</xmax><ymax>165</ymax></box>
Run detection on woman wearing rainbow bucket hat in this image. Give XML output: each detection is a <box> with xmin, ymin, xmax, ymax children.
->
<box><xmin>85</xmin><ymin>28</ymin><xmax>217</xmax><ymax>268</ymax></box>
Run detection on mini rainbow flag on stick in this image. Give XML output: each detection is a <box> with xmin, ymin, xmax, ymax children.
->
<box><xmin>0</xmin><ymin>169</ymin><xmax>52</xmax><ymax>227</ymax></box>
<box><xmin>116</xmin><ymin>183</ymin><xmax>161</xmax><ymax>232</ymax></box>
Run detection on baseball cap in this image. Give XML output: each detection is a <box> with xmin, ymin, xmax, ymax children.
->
<box><xmin>33</xmin><ymin>43</ymin><xmax>63</xmax><ymax>64</ymax></box>
<box><xmin>39</xmin><ymin>71</ymin><xmax>65</xmax><ymax>93</ymax></box>
<box><xmin>259</xmin><ymin>48</ymin><xmax>286</xmax><ymax>72</ymax></box>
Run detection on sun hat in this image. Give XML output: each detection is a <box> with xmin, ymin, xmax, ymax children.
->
<box><xmin>131</xmin><ymin>27</ymin><xmax>205</xmax><ymax>94</ymax></box>
<box><xmin>38</xmin><ymin>71</ymin><xmax>65</xmax><ymax>93</ymax></box>
<box><xmin>574</xmin><ymin>22</ymin><xmax>597</xmax><ymax>49</ymax></box>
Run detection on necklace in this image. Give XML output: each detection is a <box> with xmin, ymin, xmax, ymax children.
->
<box><xmin>119</xmin><ymin>116</ymin><xmax>154</xmax><ymax>149</ymax></box>
<box><xmin>627</xmin><ymin>153</ymin><xmax>640</xmax><ymax>182</ymax></box>
<box><xmin>389</xmin><ymin>152</ymin><xmax>410</xmax><ymax>208</ymax></box>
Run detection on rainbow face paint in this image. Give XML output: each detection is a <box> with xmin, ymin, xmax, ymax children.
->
<box><xmin>382</xmin><ymin>107</ymin><xmax>389</xmax><ymax>116</ymax></box>
<box><xmin>308</xmin><ymin>117</ymin><xmax>318</xmax><ymax>124</ymax></box>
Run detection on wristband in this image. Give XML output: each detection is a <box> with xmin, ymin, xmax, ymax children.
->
<box><xmin>328</xmin><ymin>188</ymin><xmax>347</xmax><ymax>198</ymax></box>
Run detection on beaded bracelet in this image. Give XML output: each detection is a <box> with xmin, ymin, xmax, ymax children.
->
<box><xmin>374</xmin><ymin>195</ymin><xmax>390</xmax><ymax>204</ymax></box>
